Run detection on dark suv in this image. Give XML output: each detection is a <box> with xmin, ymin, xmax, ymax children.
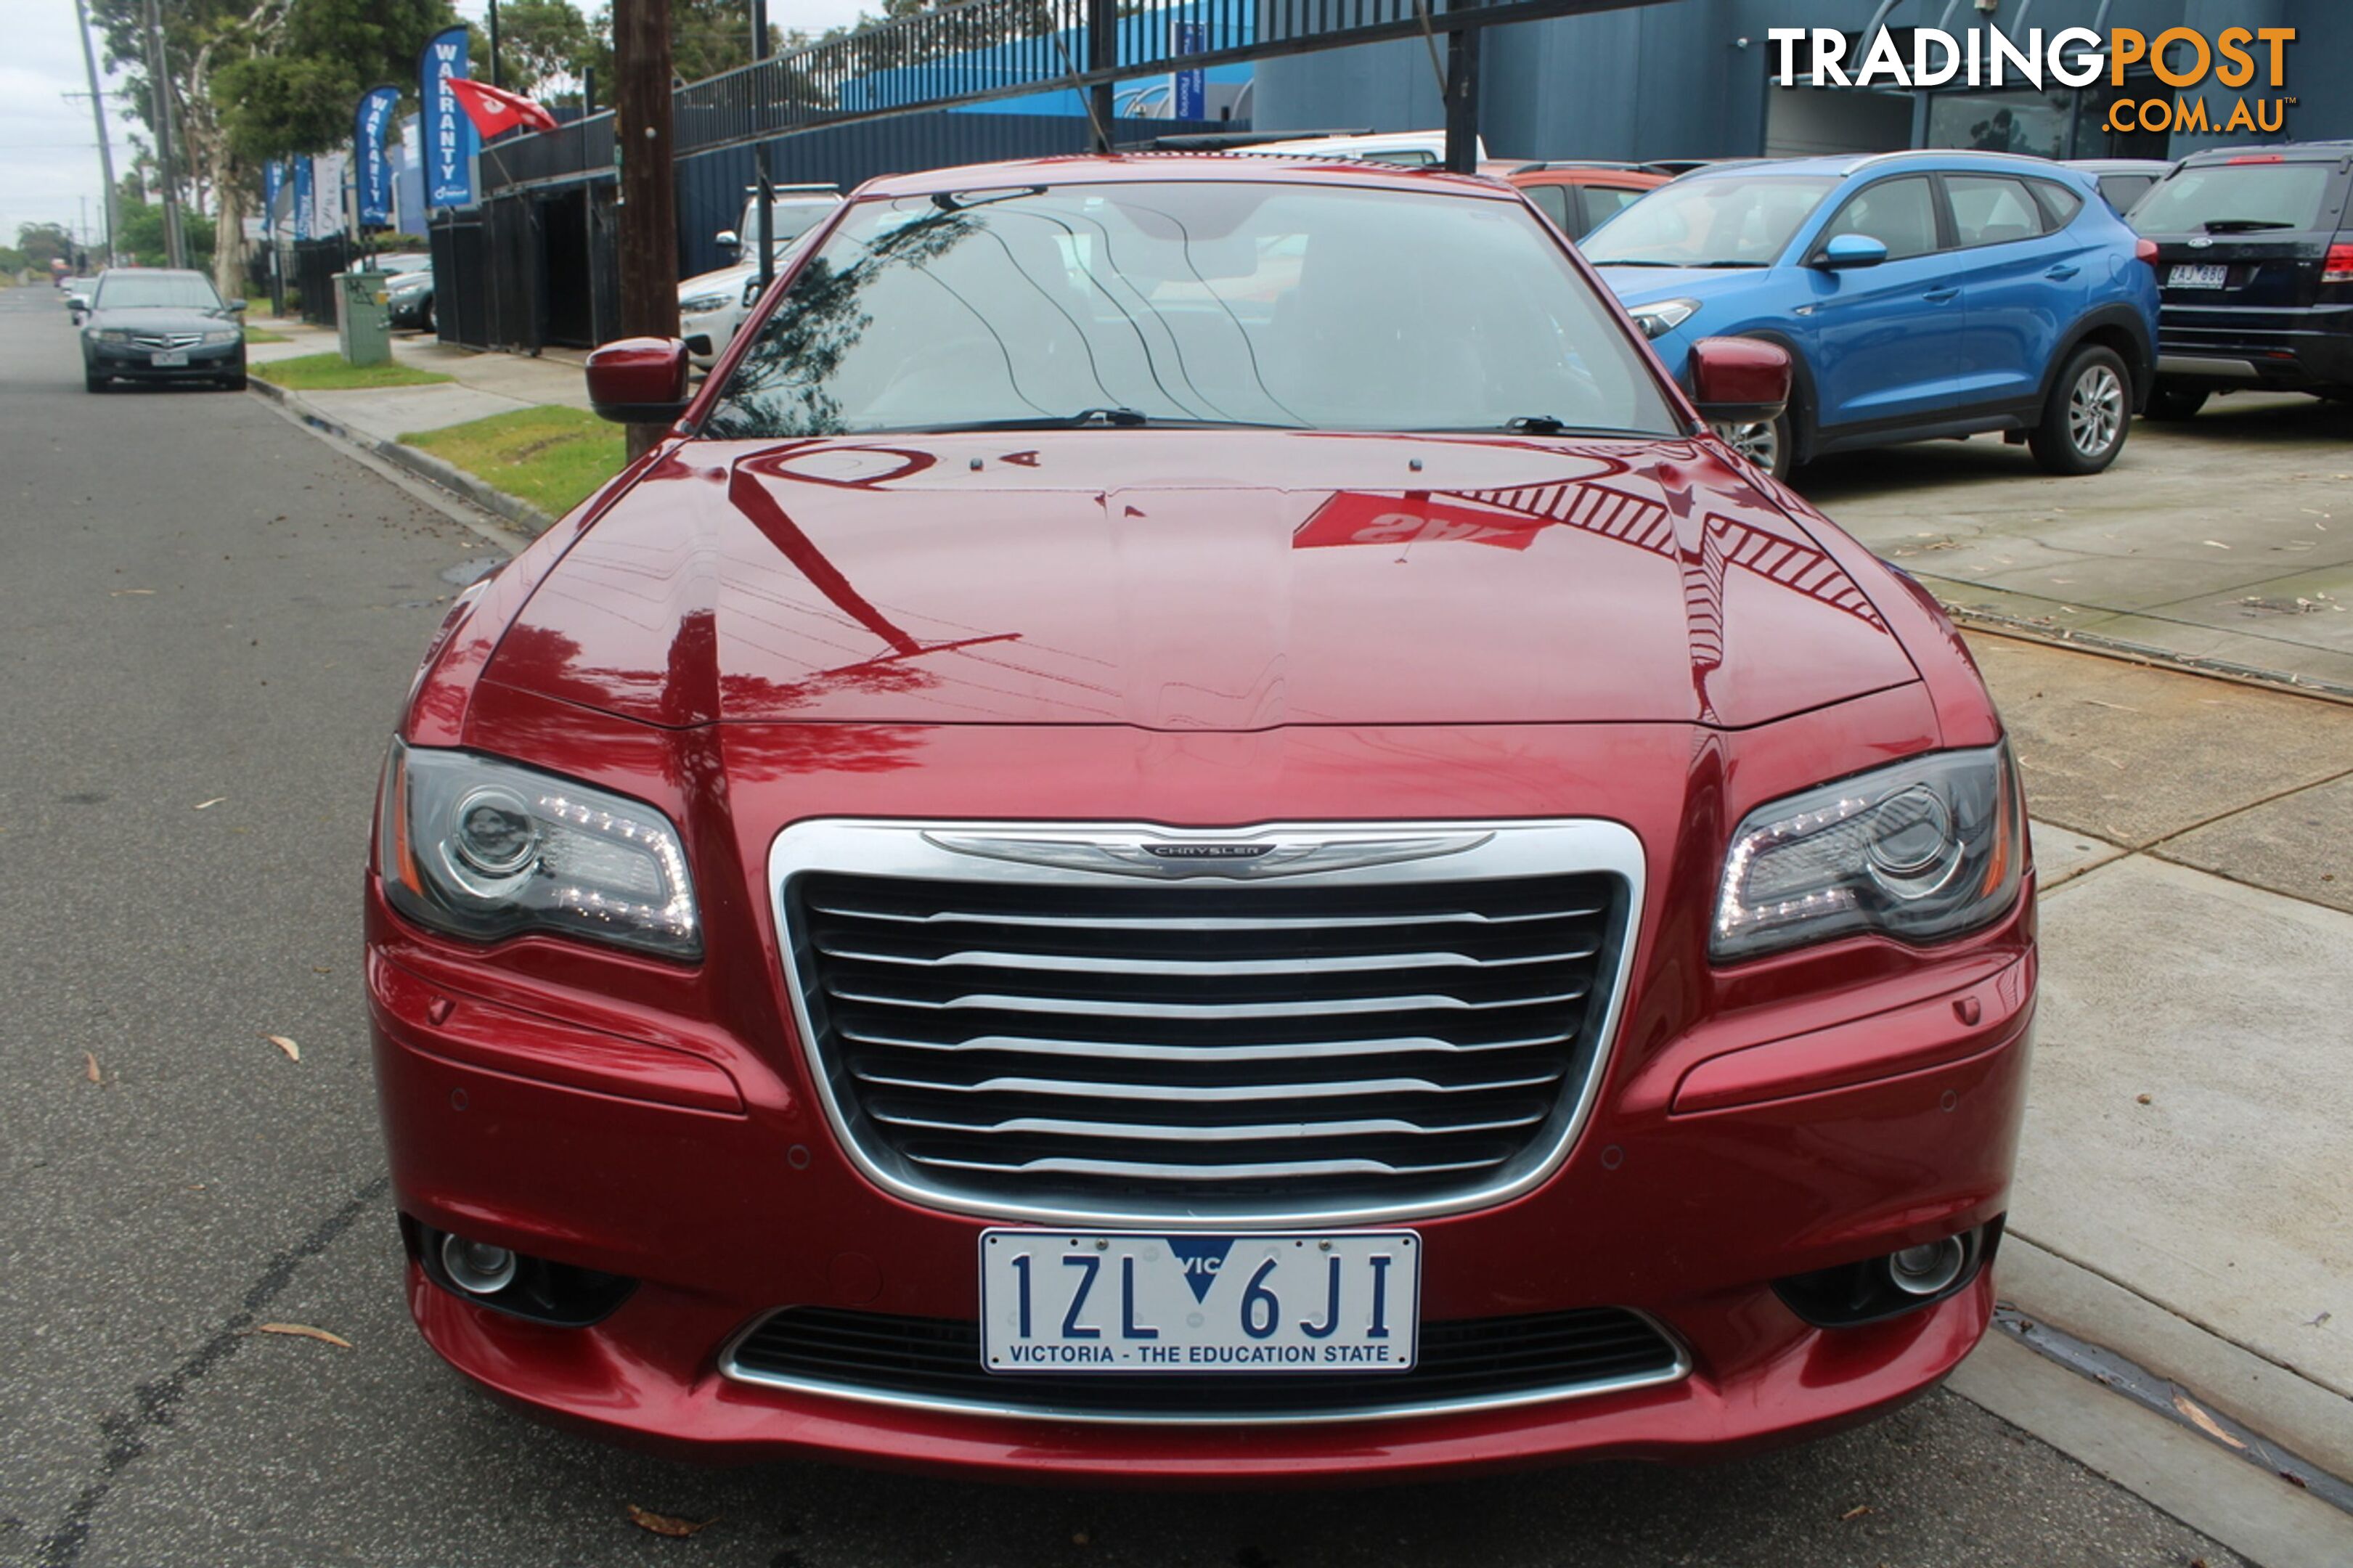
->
<box><xmin>2130</xmin><ymin>142</ymin><xmax>2353</xmax><ymax>417</ymax></box>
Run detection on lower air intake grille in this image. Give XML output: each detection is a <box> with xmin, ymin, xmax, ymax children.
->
<box><xmin>725</xmin><ymin>1306</ymin><xmax>1685</xmax><ymax>1421</ymax></box>
<box><xmin>775</xmin><ymin>823</ymin><xmax>1637</xmax><ymax>1224</ymax></box>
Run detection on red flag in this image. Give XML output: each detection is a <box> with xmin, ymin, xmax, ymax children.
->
<box><xmin>446</xmin><ymin>78</ymin><xmax>560</xmax><ymax>137</ymax></box>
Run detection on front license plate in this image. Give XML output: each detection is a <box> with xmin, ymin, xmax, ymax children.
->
<box><xmin>2169</xmin><ymin>264</ymin><xmax>2228</xmax><ymax>290</ymax></box>
<box><xmin>149</xmin><ymin>349</ymin><xmax>189</xmax><ymax>367</ymax></box>
<box><xmin>981</xmin><ymin>1230</ymin><xmax>1419</xmax><ymax>1373</ymax></box>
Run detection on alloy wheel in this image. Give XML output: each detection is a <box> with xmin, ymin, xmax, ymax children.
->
<box><xmin>2068</xmin><ymin>364</ymin><xmax>2124</xmax><ymax>457</ymax></box>
<box><xmin>1711</xmin><ymin>417</ymin><xmax>1781</xmax><ymax>475</ymax></box>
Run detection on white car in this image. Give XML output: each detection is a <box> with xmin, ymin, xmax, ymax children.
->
<box><xmin>677</xmin><ymin>186</ymin><xmax>842</xmax><ymax>367</ymax></box>
<box><xmin>1244</xmin><ymin>129</ymin><xmax>1488</xmax><ymax>167</ymax></box>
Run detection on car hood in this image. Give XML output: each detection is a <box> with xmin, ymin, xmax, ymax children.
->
<box><xmin>679</xmin><ymin>261</ymin><xmax>757</xmax><ymax>298</ymax></box>
<box><xmin>483</xmin><ymin>431</ymin><xmax>1920</xmax><ymax>730</ymax></box>
<box><xmin>1594</xmin><ymin>266</ymin><xmax>1771</xmax><ymax>307</ymax></box>
<box><xmin>84</xmin><ymin>306</ymin><xmax>235</xmax><ymax>332</ymax></box>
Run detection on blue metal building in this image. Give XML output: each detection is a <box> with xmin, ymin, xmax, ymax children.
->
<box><xmin>1255</xmin><ymin>0</ymin><xmax>2351</xmax><ymax>165</ymax></box>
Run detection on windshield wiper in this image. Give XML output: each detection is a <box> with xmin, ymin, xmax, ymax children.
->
<box><xmin>1593</xmin><ymin>258</ymin><xmax>1765</xmax><ymax>269</ymax></box>
<box><xmin>2198</xmin><ymin>219</ymin><xmax>2295</xmax><ymax>232</ymax></box>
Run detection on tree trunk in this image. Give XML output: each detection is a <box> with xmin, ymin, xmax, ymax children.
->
<box><xmin>213</xmin><ymin>157</ymin><xmax>247</xmax><ymax>303</ymax></box>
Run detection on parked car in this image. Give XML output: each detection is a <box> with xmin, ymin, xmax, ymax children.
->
<box><xmin>1583</xmin><ymin>150</ymin><xmax>2158</xmax><ymax>478</ymax></box>
<box><xmin>2065</xmin><ymin>158</ymin><xmax>2174</xmax><ymax>216</ymax></box>
<box><xmin>1248</xmin><ymin>128</ymin><xmax>1489</xmax><ymax>166</ymax></box>
<box><xmin>1498</xmin><ymin>160</ymin><xmax>1671</xmax><ymax>240</ymax></box>
<box><xmin>79</xmin><ymin>269</ymin><xmax>247</xmax><ymax>393</ymax></box>
<box><xmin>384</xmin><ymin>266</ymin><xmax>436</xmax><ymax>332</ymax></box>
<box><xmin>680</xmin><ymin>184</ymin><xmax>844</xmax><ymax>367</ymax></box>
<box><xmin>2127</xmin><ymin>142</ymin><xmax>2353</xmax><ymax>419</ymax></box>
<box><xmin>370</xmin><ymin>154</ymin><xmax>2034</xmax><ymax>1480</ymax></box>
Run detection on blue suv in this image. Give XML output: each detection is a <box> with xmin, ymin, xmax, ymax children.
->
<box><xmin>1583</xmin><ymin>151</ymin><xmax>2159</xmax><ymax>479</ymax></box>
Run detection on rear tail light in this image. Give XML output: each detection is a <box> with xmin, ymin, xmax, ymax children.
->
<box><xmin>2134</xmin><ymin>237</ymin><xmax>2160</xmax><ymax>266</ymax></box>
<box><xmin>2324</xmin><ymin>243</ymin><xmax>2353</xmax><ymax>285</ymax></box>
<box><xmin>2225</xmin><ymin>153</ymin><xmax>2285</xmax><ymax>165</ymax></box>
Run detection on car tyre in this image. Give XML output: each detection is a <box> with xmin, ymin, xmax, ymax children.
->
<box><xmin>84</xmin><ymin>365</ymin><xmax>108</xmax><ymax>393</ymax></box>
<box><xmin>1710</xmin><ymin>410</ymin><xmax>1793</xmax><ymax>481</ymax></box>
<box><xmin>420</xmin><ymin>298</ymin><xmax>436</xmax><ymax>334</ymax></box>
<box><xmin>2143</xmin><ymin>383</ymin><xmax>2209</xmax><ymax>421</ymax></box>
<box><xmin>2030</xmin><ymin>345</ymin><xmax>2131</xmax><ymax>475</ymax></box>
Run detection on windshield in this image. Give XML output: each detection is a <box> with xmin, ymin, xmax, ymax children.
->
<box><xmin>94</xmin><ymin>273</ymin><xmax>224</xmax><ymax>311</ymax></box>
<box><xmin>1582</xmin><ymin>176</ymin><xmax>1836</xmax><ymax>267</ymax></box>
<box><xmin>2129</xmin><ymin>163</ymin><xmax>2334</xmax><ymax>234</ymax></box>
<box><xmin>702</xmin><ymin>181</ymin><xmax>1676</xmax><ymax>439</ymax></box>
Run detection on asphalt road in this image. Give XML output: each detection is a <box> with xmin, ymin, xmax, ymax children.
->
<box><xmin>0</xmin><ymin>282</ymin><xmax>2246</xmax><ymax>1568</ymax></box>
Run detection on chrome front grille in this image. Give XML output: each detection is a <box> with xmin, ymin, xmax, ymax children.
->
<box><xmin>129</xmin><ymin>331</ymin><xmax>205</xmax><ymax>349</ymax></box>
<box><xmin>771</xmin><ymin>821</ymin><xmax>1642</xmax><ymax>1225</ymax></box>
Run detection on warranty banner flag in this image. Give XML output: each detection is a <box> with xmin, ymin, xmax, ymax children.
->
<box><xmin>355</xmin><ymin>85</ymin><xmax>402</xmax><ymax>228</ymax></box>
<box><xmin>419</xmin><ymin>25</ymin><xmax>475</xmax><ymax>209</ymax></box>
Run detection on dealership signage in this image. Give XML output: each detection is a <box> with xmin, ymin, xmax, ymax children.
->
<box><xmin>420</xmin><ymin>25</ymin><xmax>476</xmax><ymax>209</ymax></box>
<box><xmin>1770</xmin><ymin>25</ymin><xmax>2295</xmax><ymax>136</ymax></box>
<box><xmin>355</xmin><ymin>86</ymin><xmax>401</xmax><ymax>228</ymax></box>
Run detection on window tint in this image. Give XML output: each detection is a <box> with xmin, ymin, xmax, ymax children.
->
<box><xmin>1522</xmin><ymin>184</ymin><xmax>1573</xmax><ymax>231</ymax></box>
<box><xmin>2131</xmin><ymin>164</ymin><xmax>2334</xmax><ymax>234</ymax></box>
<box><xmin>1949</xmin><ymin>176</ymin><xmax>2044</xmax><ymax>248</ymax></box>
<box><xmin>1581</xmin><ymin>175</ymin><xmax>1835</xmax><ymax>267</ymax></box>
<box><xmin>92</xmin><ymin>272</ymin><xmax>224</xmax><ymax>310</ymax></box>
<box><xmin>1819</xmin><ymin>176</ymin><xmax>1939</xmax><ymax>261</ymax></box>
<box><xmin>2032</xmin><ymin>181</ymin><xmax>2087</xmax><ymax>227</ymax></box>
<box><xmin>2093</xmin><ymin>174</ymin><xmax>2152</xmax><ymax>214</ymax></box>
<box><xmin>1583</xmin><ymin>186</ymin><xmax>1647</xmax><ymax>226</ymax></box>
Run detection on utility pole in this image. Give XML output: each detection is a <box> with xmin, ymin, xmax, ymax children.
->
<box><xmin>1442</xmin><ymin>0</ymin><xmax>1480</xmax><ymax>174</ymax></box>
<box><xmin>489</xmin><ymin>0</ymin><xmax>502</xmax><ymax>89</ymax></box>
<box><xmin>72</xmin><ymin>0</ymin><xmax>119</xmax><ymax>267</ymax></box>
<box><xmin>751</xmin><ymin>0</ymin><xmax>773</xmax><ymax>291</ymax></box>
<box><xmin>140</xmin><ymin>0</ymin><xmax>186</xmax><ymax>267</ymax></box>
<box><xmin>613</xmin><ymin>0</ymin><xmax>678</xmax><ymax>460</ymax></box>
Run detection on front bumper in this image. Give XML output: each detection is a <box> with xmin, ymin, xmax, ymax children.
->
<box><xmin>368</xmin><ymin>875</ymin><xmax>2033</xmax><ymax>1479</ymax></box>
<box><xmin>2157</xmin><ymin>301</ymin><xmax>2353</xmax><ymax>389</ymax></box>
<box><xmin>87</xmin><ymin>340</ymin><xmax>242</xmax><ymax>381</ymax></box>
<box><xmin>681</xmin><ymin>303</ymin><xmax>743</xmax><ymax>368</ymax></box>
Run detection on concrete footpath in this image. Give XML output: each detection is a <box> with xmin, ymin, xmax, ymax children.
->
<box><xmin>245</xmin><ymin>327</ymin><xmax>2353</xmax><ymax>1555</ymax></box>
<box><xmin>245</xmin><ymin>317</ymin><xmax>592</xmax><ymax>533</ymax></box>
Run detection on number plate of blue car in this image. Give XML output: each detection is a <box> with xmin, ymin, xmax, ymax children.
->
<box><xmin>980</xmin><ymin>1230</ymin><xmax>1420</xmax><ymax>1373</ymax></box>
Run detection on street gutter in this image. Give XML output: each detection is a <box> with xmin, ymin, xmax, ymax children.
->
<box><xmin>246</xmin><ymin>377</ymin><xmax>558</xmax><ymax>537</ymax></box>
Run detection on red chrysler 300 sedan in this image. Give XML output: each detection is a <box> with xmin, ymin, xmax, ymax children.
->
<box><xmin>367</xmin><ymin>155</ymin><xmax>2034</xmax><ymax>1480</ymax></box>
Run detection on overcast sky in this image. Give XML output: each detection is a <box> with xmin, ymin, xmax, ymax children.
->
<box><xmin>0</xmin><ymin>0</ymin><xmax>871</xmax><ymax>248</ymax></box>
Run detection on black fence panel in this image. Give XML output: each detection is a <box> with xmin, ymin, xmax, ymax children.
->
<box><xmin>428</xmin><ymin>215</ymin><xmax>491</xmax><ymax>349</ymax></box>
<box><xmin>289</xmin><ymin>237</ymin><xmax>351</xmax><ymax>326</ymax></box>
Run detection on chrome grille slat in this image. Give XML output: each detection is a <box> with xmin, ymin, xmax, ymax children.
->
<box><xmin>834</xmin><ymin>1029</ymin><xmax>1574</xmax><ymax>1062</ymax></box>
<box><xmin>816</xmin><ymin>943</ymin><xmax>1595</xmax><ymax>976</ymax></box>
<box><xmin>823</xmin><ymin>985</ymin><xmax>1591</xmax><ymax>1018</ymax></box>
<box><xmin>867</xmin><ymin>1108</ymin><xmax>1548</xmax><ymax>1140</ymax></box>
<box><xmin>773</xmin><ymin>821</ymin><xmax>1641</xmax><ymax>1225</ymax></box>
<box><xmin>852</xmin><ymin>1069</ymin><xmax>1565</xmax><ymax>1100</ymax></box>
<box><xmin>809</xmin><ymin>900</ymin><xmax>1602</xmax><ymax>931</ymax></box>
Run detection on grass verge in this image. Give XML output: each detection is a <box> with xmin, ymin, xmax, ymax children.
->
<box><xmin>402</xmin><ymin>406</ymin><xmax>624</xmax><ymax>518</ymax></box>
<box><xmin>252</xmin><ymin>352</ymin><xmax>451</xmax><ymax>391</ymax></box>
<box><xmin>244</xmin><ymin>327</ymin><xmax>291</xmax><ymax>344</ymax></box>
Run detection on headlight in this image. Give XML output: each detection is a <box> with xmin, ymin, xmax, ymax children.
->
<box><xmin>203</xmin><ymin>328</ymin><xmax>240</xmax><ymax>345</ymax></box>
<box><xmin>95</xmin><ymin>329</ymin><xmax>133</xmax><ymax>343</ymax></box>
<box><xmin>740</xmin><ymin>277</ymin><xmax>767</xmax><ymax>309</ymax></box>
<box><xmin>376</xmin><ymin>741</ymin><xmax>701</xmax><ymax>960</ymax></box>
<box><xmin>1713</xmin><ymin>743</ymin><xmax>2023</xmax><ymax>963</ymax></box>
<box><xmin>1628</xmin><ymin>298</ymin><xmax>1700</xmax><ymax>340</ymax></box>
<box><xmin>678</xmin><ymin>291</ymin><xmax>731</xmax><ymax>314</ymax></box>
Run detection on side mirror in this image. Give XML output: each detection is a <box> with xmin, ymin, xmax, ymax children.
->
<box><xmin>226</xmin><ymin>298</ymin><xmax>248</xmax><ymax>314</ymax></box>
<box><xmin>587</xmin><ymin>336</ymin><xmax>693</xmax><ymax>424</ymax></box>
<box><xmin>1689</xmin><ymin>336</ymin><xmax>1793</xmax><ymax>427</ymax></box>
<box><xmin>1812</xmin><ymin>233</ymin><xmax>1888</xmax><ymax>271</ymax></box>
<box><xmin>714</xmin><ymin>229</ymin><xmax>741</xmax><ymax>256</ymax></box>
<box><xmin>67</xmin><ymin>293</ymin><xmax>88</xmax><ymax>312</ymax></box>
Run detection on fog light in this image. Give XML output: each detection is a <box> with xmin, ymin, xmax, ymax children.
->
<box><xmin>440</xmin><ymin>1233</ymin><xmax>518</xmax><ymax>1295</ymax></box>
<box><xmin>1888</xmin><ymin>1237</ymin><xmax>1967</xmax><ymax>1297</ymax></box>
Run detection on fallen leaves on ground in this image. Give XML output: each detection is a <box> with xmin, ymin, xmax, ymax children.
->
<box><xmin>109</xmin><ymin>588</ymin><xmax>155</xmax><ymax>596</ymax></box>
<box><xmin>255</xmin><ymin>1322</ymin><xmax>351</xmax><ymax>1348</ymax></box>
<box><xmin>1840</xmin><ymin>1504</ymin><xmax>1872</xmax><ymax>1521</ymax></box>
<box><xmin>263</xmin><ymin>1034</ymin><xmax>300</xmax><ymax>1062</ymax></box>
<box><xmin>194</xmin><ymin>797</ymin><xmax>227</xmax><ymax>810</ymax></box>
<box><xmin>626</xmin><ymin>1505</ymin><xmax>717</xmax><ymax>1538</ymax></box>
<box><xmin>83</xmin><ymin>1051</ymin><xmax>101</xmax><ymax>1083</ymax></box>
